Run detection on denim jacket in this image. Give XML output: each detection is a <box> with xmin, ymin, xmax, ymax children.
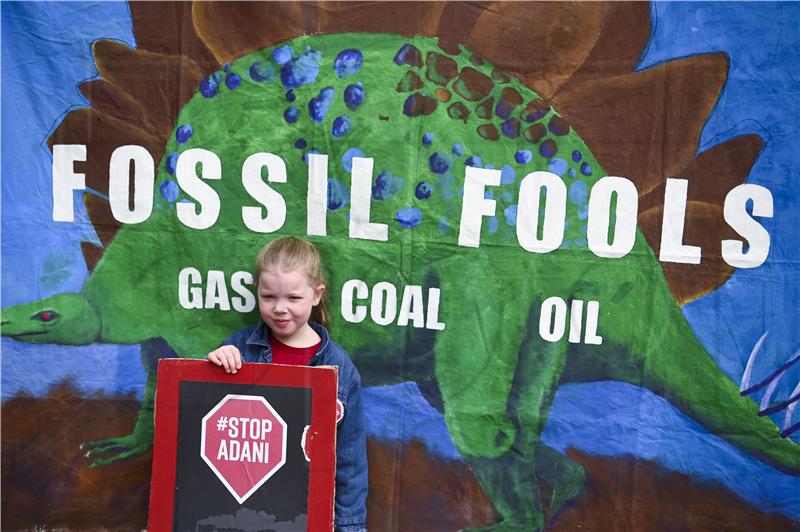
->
<box><xmin>222</xmin><ymin>321</ymin><xmax>368</xmax><ymax>532</ymax></box>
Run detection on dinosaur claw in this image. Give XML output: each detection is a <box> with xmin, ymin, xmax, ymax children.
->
<box><xmin>759</xmin><ymin>380</ymin><xmax>800</xmax><ymax>417</ymax></box>
<box><xmin>80</xmin><ymin>433</ymin><xmax>150</xmax><ymax>464</ymax></box>
<box><xmin>740</xmin><ymin>332</ymin><xmax>768</xmax><ymax>393</ymax></box>
<box><xmin>740</xmin><ymin>331</ymin><xmax>769</xmax><ymax>395</ymax></box>
<box><xmin>780</xmin><ymin>420</ymin><xmax>800</xmax><ymax>439</ymax></box>
<box><xmin>742</xmin><ymin>346</ymin><xmax>800</xmax><ymax>397</ymax></box>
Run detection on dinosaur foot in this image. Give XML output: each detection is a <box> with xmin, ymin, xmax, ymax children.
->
<box><xmin>80</xmin><ymin>433</ymin><xmax>151</xmax><ymax>467</ymax></box>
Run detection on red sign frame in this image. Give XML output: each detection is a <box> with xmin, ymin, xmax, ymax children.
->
<box><xmin>148</xmin><ymin>359</ymin><xmax>338</xmax><ymax>531</ymax></box>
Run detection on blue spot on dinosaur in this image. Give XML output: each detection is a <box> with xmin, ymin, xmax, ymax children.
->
<box><xmin>373</xmin><ymin>171</ymin><xmax>404</xmax><ymax>200</ymax></box>
<box><xmin>159</xmin><ymin>180</ymin><xmax>179</xmax><ymax>203</ymax></box>
<box><xmin>416</xmin><ymin>181</ymin><xmax>433</xmax><ymax>200</ymax></box>
<box><xmin>540</xmin><ymin>139</ymin><xmax>557</xmax><ymax>158</ymax></box>
<box><xmin>225</xmin><ymin>72</ymin><xmax>241</xmax><ymax>90</ymax></box>
<box><xmin>396</xmin><ymin>207</ymin><xmax>422</xmax><ymax>228</ymax></box>
<box><xmin>548</xmin><ymin>158</ymin><xmax>568</xmax><ymax>177</ymax></box>
<box><xmin>175</xmin><ymin>125</ymin><xmax>192</xmax><ymax>145</ymax></box>
<box><xmin>500</xmin><ymin>165</ymin><xmax>516</xmax><ymax>185</ymax></box>
<box><xmin>272</xmin><ymin>45</ymin><xmax>293</xmax><ymax>65</ymax></box>
<box><xmin>515</xmin><ymin>150</ymin><xmax>532</xmax><ymax>165</ymax></box>
<box><xmin>281</xmin><ymin>48</ymin><xmax>321</xmax><ymax>89</ymax></box>
<box><xmin>465</xmin><ymin>155</ymin><xmax>482</xmax><ymax>168</ymax></box>
<box><xmin>429</xmin><ymin>152</ymin><xmax>452</xmax><ymax>174</ymax></box>
<box><xmin>344</xmin><ymin>83</ymin><xmax>365</xmax><ymax>110</ymax></box>
<box><xmin>438</xmin><ymin>174</ymin><xmax>456</xmax><ymax>200</ymax></box>
<box><xmin>327</xmin><ymin>179</ymin><xmax>348</xmax><ymax>210</ymax></box>
<box><xmin>249</xmin><ymin>61</ymin><xmax>274</xmax><ymax>82</ymax></box>
<box><xmin>199</xmin><ymin>76</ymin><xmax>218</xmax><ymax>98</ymax></box>
<box><xmin>284</xmin><ymin>106</ymin><xmax>300</xmax><ymax>124</ymax></box>
<box><xmin>569</xmin><ymin>180</ymin><xmax>588</xmax><ymax>205</ymax></box>
<box><xmin>332</xmin><ymin>116</ymin><xmax>352</xmax><ymax>137</ymax></box>
<box><xmin>504</xmin><ymin>204</ymin><xmax>518</xmax><ymax>226</ymax></box>
<box><xmin>165</xmin><ymin>152</ymin><xmax>179</xmax><ymax>174</ymax></box>
<box><xmin>334</xmin><ymin>49</ymin><xmax>363</xmax><ymax>78</ymax></box>
<box><xmin>309</xmin><ymin>87</ymin><xmax>335</xmax><ymax>123</ymax></box>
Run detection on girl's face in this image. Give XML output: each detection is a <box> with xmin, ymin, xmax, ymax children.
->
<box><xmin>257</xmin><ymin>269</ymin><xmax>324</xmax><ymax>346</ymax></box>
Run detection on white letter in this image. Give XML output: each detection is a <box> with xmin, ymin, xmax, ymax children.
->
<box><xmin>252</xmin><ymin>440</ymin><xmax>264</xmax><ymax>463</ymax></box>
<box><xmin>242</xmin><ymin>153</ymin><xmax>287</xmax><ymax>233</ymax></box>
<box><xmin>307</xmin><ymin>153</ymin><xmax>328</xmax><ymax>236</ymax></box>
<box><xmin>204</xmin><ymin>270</ymin><xmax>230</xmax><ymax>311</ymax></box>
<box><xmin>178</xmin><ymin>267</ymin><xmax>203</xmax><ymax>309</ymax></box>
<box><xmin>584</xmin><ymin>300</ymin><xmax>603</xmax><ymax>345</ymax></box>
<box><xmin>425</xmin><ymin>288</ymin><xmax>446</xmax><ymax>331</ymax></box>
<box><xmin>350</xmin><ymin>157</ymin><xmax>388</xmax><ymax>241</ymax></box>
<box><xmin>568</xmin><ymin>299</ymin><xmax>583</xmax><ymax>344</ymax></box>
<box><xmin>231</xmin><ymin>271</ymin><xmax>255</xmax><ymax>313</ymax></box>
<box><xmin>216</xmin><ymin>439</ymin><xmax>228</xmax><ymax>460</ymax></box>
<box><xmin>176</xmin><ymin>148</ymin><xmax>221</xmax><ymax>230</ymax></box>
<box><xmin>517</xmin><ymin>171</ymin><xmax>566</xmax><ymax>253</ymax></box>
<box><xmin>539</xmin><ymin>296</ymin><xmax>567</xmax><ymax>342</ymax></box>
<box><xmin>397</xmin><ymin>285</ymin><xmax>425</xmax><ymax>328</ymax></box>
<box><xmin>341</xmin><ymin>279</ymin><xmax>368</xmax><ymax>323</ymax></box>
<box><xmin>52</xmin><ymin>144</ymin><xmax>87</xmax><ymax>222</ymax></box>
<box><xmin>722</xmin><ymin>184</ymin><xmax>773</xmax><ymax>268</ymax></box>
<box><xmin>458</xmin><ymin>166</ymin><xmax>501</xmax><ymax>247</ymax></box>
<box><xmin>229</xmin><ymin>440</ymin><xmax>240</xmax><ymax>461</ymax></box>
<box><xmin>108</xmin><ymin>145</ymin><xmax>154</xmax><ymax>224</ymax></box>
<box><xmin>370</xmin><ymin>282</ymin><xmax>397</xmax><ymax>326</ymax></box>
<box><xmin>587</xmin><ymin>176</ymin><xmax>638</xmax><ymax>258</ymax></box>
<box><xmin>659</xmin><ymin>178</ymin><xmax>700</xmax><ymax>264</ymax></box>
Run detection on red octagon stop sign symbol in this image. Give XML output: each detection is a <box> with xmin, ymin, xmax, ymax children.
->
<box><xmin>201</xmin><ymin>394</ymin><xmax>288</xmax><ymax>503</ymax></box>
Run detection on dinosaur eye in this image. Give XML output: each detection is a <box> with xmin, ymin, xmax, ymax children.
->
<box><xmin>32</xmin><ymin>310</ymin><xmax>60</xmax><ymax>322</ymax></box>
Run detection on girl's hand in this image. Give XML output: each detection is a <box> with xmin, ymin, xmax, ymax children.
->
<box><xmin>208</xmin><ymin>345</ymin><xmax>242</xmax><ymax>374</ymax></box>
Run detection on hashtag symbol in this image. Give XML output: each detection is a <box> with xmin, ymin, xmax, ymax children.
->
<box><xmin>216</xmin><ymin>417</ymin><xmax>228</xmax><ymax>431</ymax></box>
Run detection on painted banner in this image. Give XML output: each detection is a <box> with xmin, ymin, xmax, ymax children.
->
<box><xmin>2</xmin><ymin>2</ymin><xmax>799</xmax><ymax>530</ymax></box>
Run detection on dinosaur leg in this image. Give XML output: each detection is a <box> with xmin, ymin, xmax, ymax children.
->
<box><xmin>467</xmin><ymin>330</ymin><xmax>573</xmax><ymax>530</ymax></box>
<box><xmin>442</xmin><ymin>278</ymin><xmax>571</xmax><ymax>530</ymax></box>
<box><xmin>535</xmin><ymin>443</ymin><xmax>586</xmax><ymax>522</ymax></box>
<box><xmin>82</xmin><ymin>338</ymin><xmax>174</xmax><ymax>466</ymax></box>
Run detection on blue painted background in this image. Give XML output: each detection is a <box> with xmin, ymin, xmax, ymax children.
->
<box><xmin>2</xmin><ymin>0</ymin><xmax>799</xmax><ymax>520</ymax></box>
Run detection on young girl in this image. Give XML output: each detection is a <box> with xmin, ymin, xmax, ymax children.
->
<box><xmin>208</xmin><ymin>237</ymin><xmax>368</xmax><ymax>532</ymax></box>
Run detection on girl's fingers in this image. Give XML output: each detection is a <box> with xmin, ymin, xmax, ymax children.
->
<box><xmin>208</xmin><ymin>346</ymin><xmax>241</xmax><ymax>373</ymax></box>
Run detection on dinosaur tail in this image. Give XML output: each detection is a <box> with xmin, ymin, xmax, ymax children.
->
<box><xmin>640</xmin><ymin>324</ymin><xmax>799</xmax><ymax>476</ymax></box>
<box><xmin>597</xmin><ymin>294</ymin><xmax>800</xmax><ymax>475</ymax></box>
<box><xmin>562</xmin><ymin>258</ymin><xmax>799</xmax><ymax>475</ymax></box>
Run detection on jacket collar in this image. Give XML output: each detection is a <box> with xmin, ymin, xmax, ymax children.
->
<box><xmin>246</xmin><ymin>320</ymin><xmax>331</xmax><ymax>356</ymax></box>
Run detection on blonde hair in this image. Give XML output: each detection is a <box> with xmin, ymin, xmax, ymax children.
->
<box><xmin>255</xmin><ymin>237</ymin><xmax>330</xmax><ymax>327</ymax></box>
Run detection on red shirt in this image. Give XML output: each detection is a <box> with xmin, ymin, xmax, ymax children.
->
<box><xmin>269</xmin><ymin>333</ymin><xmax>321</xmax><ymax>366</ymax></box>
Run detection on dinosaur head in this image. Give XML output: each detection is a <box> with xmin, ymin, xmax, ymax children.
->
<box><xmin>1</xmin><ymin>293</ymin><xmax>101</xmax><ymax>345</ymax></box>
